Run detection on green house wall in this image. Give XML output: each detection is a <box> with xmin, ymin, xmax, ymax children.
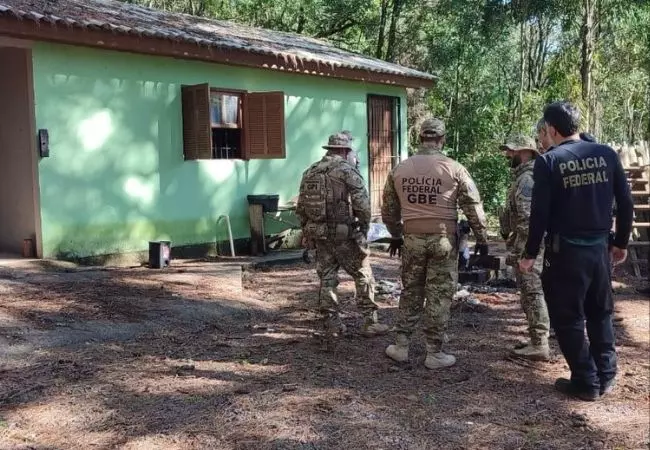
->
<box><xmin>32</xmin><ymin>43</ymin><xmax>408</xmax><ymax>258</ymax></box>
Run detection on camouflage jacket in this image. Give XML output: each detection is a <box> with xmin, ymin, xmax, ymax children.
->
<box><xmin>502</xmin><ymin>160</ymin><xmax>535</xmax><ymax>264</ymax></box>
<box><xmin>296</xmin><ymin>154</ymin><xmax>371</xmax><ymax>234</ymax></box>
<box><xmin>381</xmin><ymin>143</ymin><xmax>488</xmax><ymax>243</ymax></box>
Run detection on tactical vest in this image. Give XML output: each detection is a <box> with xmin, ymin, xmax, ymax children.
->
<box><xmin>507</xmin><ymin>161</ymin><xmax>534</xmax><ymax>235</ymax></box>
<box><xmin>393</xmin><ymin>153</ymin><xmax>460</xmax><ymax>234</ymax></box>
<box><xmin>299</xmin><ymin>160</ymin><xmax>352</xmax><ymax>240</ymax></box>
<box><xmin>542</xmin><ymin>140</ymin><xmax>623</xmax><ymax>238</ymax></box>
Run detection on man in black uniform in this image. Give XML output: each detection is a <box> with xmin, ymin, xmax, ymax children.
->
<box><xmin>519</xmin><ymin>101</ymin><xmax>634</xmax><ymax>401</ymax></box>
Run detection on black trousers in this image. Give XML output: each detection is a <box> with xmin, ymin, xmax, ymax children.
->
<box><xmin>541</xmin><ymin>240</ymin><xmax>616</xmax><ymax>391</ymax></box>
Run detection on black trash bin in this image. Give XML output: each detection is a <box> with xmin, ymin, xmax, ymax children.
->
<box><xmin>247</xmin><ymin>194</ymin><xmax>279</xmax><ymax>213</ymax></box>
<box><xmin>149</xmin><ymin>240</ymin><xmax>171</xmax><ymax>269</ymax></box>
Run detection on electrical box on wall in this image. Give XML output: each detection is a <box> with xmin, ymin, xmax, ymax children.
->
<box><xmin>38</xmin><ymin>129</ymin><xmax>49</xmax><ymax>157</ymax></box>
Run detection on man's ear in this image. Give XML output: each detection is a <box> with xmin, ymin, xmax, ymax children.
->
<box><xmin>546</xmin><ymin>124</ymin><xmax>558</xmax><ymax>144</ymax></box>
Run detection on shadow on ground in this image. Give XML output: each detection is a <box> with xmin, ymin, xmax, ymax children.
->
<box><xmin>0</xmin><ymin>258</ymin><xmax>648</xmax><ymax>449</ymax></box>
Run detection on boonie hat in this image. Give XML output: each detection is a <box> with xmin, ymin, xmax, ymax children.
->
<box><xmin>323</xmin><ymin>133</ymin><xmax>353</xmax><ymax>150</ymax></box>
<box><xmin>340</xmin><ymin>130</ymin><xmax>354</xmax><ymax>141</ymax></box>
<box><xmin>499</xmin><ymin>135</ymin><xmax>538</xmax><ymax>153</ymax></box>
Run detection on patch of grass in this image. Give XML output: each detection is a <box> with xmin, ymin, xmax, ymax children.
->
<box><xmin>184</xmin><ymin>395</ymin><xmax>205</xmax><ymax>404</ymax></box>
<box><xmin>525</xmin><ymin>427</ymin><xmax>541</xmax><ymax>445</ymax></box>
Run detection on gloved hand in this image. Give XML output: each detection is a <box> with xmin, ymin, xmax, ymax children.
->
<box><xmin>474</xmin><ymin>243</ymin><xmax>489</xmax><ymax>257</ymax></box>
<box><xmin>501</xmin><ymin>231</ymin><xmax>510</xmax><ymax>240</ymax></box>
<box><xmin>388</xmin><ymin>237</ymin><xmax>404</xmax><ymax>258</ymax></box>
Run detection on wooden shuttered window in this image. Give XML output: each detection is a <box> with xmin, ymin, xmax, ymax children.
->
<box><xmin>181</xmin><ymin>83</ymin><xmax>212</xmax><ymax>160</ymax></box>
<box><xmin>181</xmin><ymin>85</ymin><xmax>285</xmax><ymax>160</ymax></box>
<box><xmin>244</xmin><ymin>91</ymin><xmax>285</xmax><ymax>159</ymax></box>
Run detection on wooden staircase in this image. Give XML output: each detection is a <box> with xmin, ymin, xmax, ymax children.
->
<box><xmin>625</xmin><ymin>166</ymin><xmax>649</xmax><ymax>277</ymax></box>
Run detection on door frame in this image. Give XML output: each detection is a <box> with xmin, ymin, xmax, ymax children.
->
<box><xmin>366</xmin><ymin>94</ymin><xmax>401</xmax><ymax>218</ymax></box>
<box><xmin>0</xmin><ymin>39</ymin><xmax>43</xmax><ymax>258</ymax></box>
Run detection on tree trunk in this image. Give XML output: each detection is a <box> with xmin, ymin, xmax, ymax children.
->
<box><xmin>536</xmin><ymin>19</ymin><xmax>551</xmax><ymax>89</ymax></box>
<box><xmin>645</xmin><ymin>84</ymin><xmax>650</xmax><ymax>141</ymax></box>
<box><xmin>385</xmin><ymin>0</ymin><xmax>404</xmax><ymax>62</ymax></box>
<box><xmin>515</xmin><ymin>21</ymin><xmax>526</xmax><ymax>122</ymax></box>
<box><xmin>376</xmin><ymin>0</ymin><xmax>389</xmax><ymax>59</ymax></box>
<box><xmin>580</xmin><ymin>0</ymin><xmax>596</xmax><ymax>131</ymax></box>
<box><xmin>453</xmin><ymin>47</ymin><xmax>463</xmax><ymax>154</ymax></box>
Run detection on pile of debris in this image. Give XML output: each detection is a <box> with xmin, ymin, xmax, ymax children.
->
<box><xmin>375</xmin><ymin>280</ymin><xmax>401</xmax><ymax>302</ymax></box>
<box><xmin>453</xmin><ymin>287</ymin><xmax>481</xmax><ymax>306</ymax></box>
<box><xmin>373</xmin><ymin>277</ymin><xmax>518</xmax><ymax>306</ymax></box>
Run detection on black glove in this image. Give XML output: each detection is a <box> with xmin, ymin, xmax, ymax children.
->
<box><xmin>388</xmin><ymin>237</ymin><xmax>404</xmax><ymax>258</ymax></box>
<box><xmin>501</xmin><ymin>232</ymin><xmax>509</xmax><ymax>240</ymax></box>
<box><xmin>474</xmin><ymin>243</ymin><xmax>489</xmax><ymax>257</ymax></box>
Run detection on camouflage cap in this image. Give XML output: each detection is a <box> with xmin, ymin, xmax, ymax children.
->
<box><xmin>499</xmin><ymin>134</ymin><xmax>538</xmax><ymax>153</ymax></box>
<box><xmin>420</xmin><ymin>118</ymin><xmax>445</xmax><ymax>137</ymax></box>
<box><xmin>323</xmin><ymin>132</ymin><xmax>353</xmax><ymax>150</ymax></box>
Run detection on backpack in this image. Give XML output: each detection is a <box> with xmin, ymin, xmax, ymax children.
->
<box><xmin>299</xmin><ymin>165</ymin><xmax>330</xmax><ymax>224</ymax></box>
<box><xmin>299</xmin><ymin>162</ymin><xmax>350</xmax><ymax>239</ymax></box>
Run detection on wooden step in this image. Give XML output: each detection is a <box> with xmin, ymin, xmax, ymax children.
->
<box><xmin>635</xmin><ymin>204</ymin><xmax>650</xmax><ymax>210</ymax></box>
<box><xmin>631</xmin><ymin>190</ymin><xmax>650</xmax><ymax>196</ymax></box>
<box><xmin>624</xmin><ymin>165</ymin><xmax>649</xmax><ymax>172</ymax></box>
<box><xmin>633</xmin><ymin>222</ymin><xmax>650</xmax><ymax>227</ymax></box>
<box><xmin>627</xmin><ymin>240</ymin><xmax>650</xmax><ymax>246</ymax></box>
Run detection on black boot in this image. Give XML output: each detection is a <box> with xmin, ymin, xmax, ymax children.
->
<box><xmin>600</xmin><ymin>378</ymin><xmax>617</xmax><ymax>397</ymax></box>
<box><xmin>554</xmin><ymin>378</ymin><xmax>599</xmax><ymax>401</ymax></box>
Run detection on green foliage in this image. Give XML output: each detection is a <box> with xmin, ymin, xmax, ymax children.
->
<box><xmin>123</xmin><ymin>0</ymin><xmax>650</xmax><ymax>212</ymax></box>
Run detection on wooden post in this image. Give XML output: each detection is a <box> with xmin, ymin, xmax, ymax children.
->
<box><xmin>249</xmin><ymin>204</ymin><xmax>266</xmax><ymax>256</ymax></box>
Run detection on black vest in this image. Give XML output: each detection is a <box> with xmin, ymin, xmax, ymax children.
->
<box><xmin>542</xmin><ymin>139</ymin><xmax>620</xmax><ymax>238</ymax></box>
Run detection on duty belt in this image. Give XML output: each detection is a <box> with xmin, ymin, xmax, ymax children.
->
<box><xmin>403</xmin><ymin>218</ymin><xmax>457</xmax><ymax>234</ymax></box>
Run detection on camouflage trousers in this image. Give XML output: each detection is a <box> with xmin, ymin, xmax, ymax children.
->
<box><xmin>315</xmin><ymin>239</ymin><xmax>378</xmax><ymax>327</ymax></box>
<box><xmin>515</xmin><ymin>252</ymin><xmax>550</xmax><ymax>344</ymax></box>
<box><xmin>396</xmin><ymin>233</ymin><xmax>458</xmax><ymax>352</ymax></box>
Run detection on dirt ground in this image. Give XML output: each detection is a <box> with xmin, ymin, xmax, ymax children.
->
<box><xmin>0</xmin><ymin>252</ymin><xmax>648</xmax><ymax>450</ymax></box>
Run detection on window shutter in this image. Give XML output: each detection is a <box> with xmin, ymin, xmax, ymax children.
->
<box><xmin>244</xmin><ymin>91</ymin><xmax>285</xmax><ymax>159</ymax></box>
<box><xmin>181</xmin><ymin>83</ymin><xmax>212</xmax><ymax>160</ymax></box>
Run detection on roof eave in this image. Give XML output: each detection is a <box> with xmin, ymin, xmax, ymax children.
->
<box><xmin>0</xmin><ymin>15</ymin><xmax>435</xmax><ymax>89</ymax></box>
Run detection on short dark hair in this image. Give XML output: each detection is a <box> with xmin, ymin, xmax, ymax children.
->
<box><xmin>543</xmin><ymin>101</ymin><xmax>581</xmax><ymax>137</ymax></box>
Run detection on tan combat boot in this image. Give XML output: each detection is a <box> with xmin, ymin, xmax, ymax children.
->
<box><xmin>424</xmin><ymin>344</ymin><xmax>456</xmax><ymax>369</ymax></box>
<box><xmin>385</xmin><ymin>334</ymin><xmax>409</xmax><ymax>362</ymax></box>
<box><xmin>360</xmin><ymin>312</ymin><xmax>390</xmax><ymax>337</ymax></box>
<box><xmin>511</xmin><ymin>339</ymin><xmax>550</xmax><ymax>361</ymax></box>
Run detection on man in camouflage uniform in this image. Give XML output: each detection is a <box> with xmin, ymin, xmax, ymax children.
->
<box><xmin>340</xmin><ymin>130</ymin><xmax>360</xmax><ymax>170</ymax></box>
<box><xmin>499</xmin><ymin>135</ymin><xmax>551</xmax><ymax>360</ymax></box>
<box><xmin>296</xmin><ymin>133</ymin><xmax>390</xmax><ymax>338</ymax></box>
<box><xmin>382</xmin><ymin>118</ymin><xmax>489</xmax><ymax>369</ymax></box>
